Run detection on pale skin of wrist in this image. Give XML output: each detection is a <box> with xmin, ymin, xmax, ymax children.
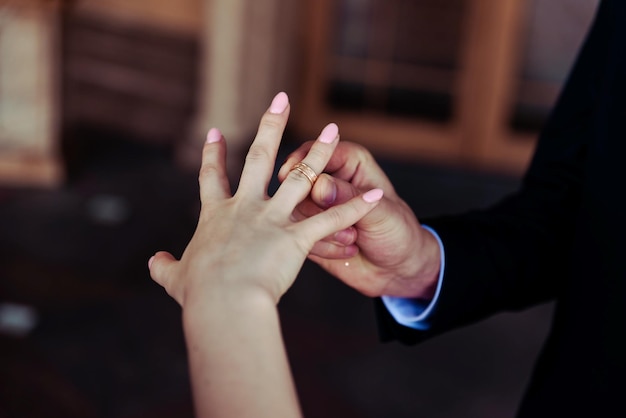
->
<box><xmin>182</xmin><ymin>285</ymin><xmax>302</xmax><ymax>418</ymax></box>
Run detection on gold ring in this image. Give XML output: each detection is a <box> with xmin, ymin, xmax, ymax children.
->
<box><xmin>289</xmin><ymin>162</ymin><xmax>318</xmax><ymax>186</ymax></box>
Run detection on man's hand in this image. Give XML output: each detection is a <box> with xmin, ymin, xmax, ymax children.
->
<box><xmin>279</xmin><ymin>141</ymin><xmax>441</xmax><ymax>299</ymax></box>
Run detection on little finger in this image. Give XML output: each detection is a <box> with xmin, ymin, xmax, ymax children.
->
<box><xmin>295</xmin><ymin>189</ymin><xmax>384</xmax><ymax>247</ymax></box>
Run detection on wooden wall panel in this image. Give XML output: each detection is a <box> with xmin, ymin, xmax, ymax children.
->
<box><xmin>0</xmin><ymin>1</ymin><xmax>64</xmax><ymax>186</ymax></box>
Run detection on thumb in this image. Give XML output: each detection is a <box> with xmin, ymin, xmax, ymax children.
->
<box><xmin>148</xmin><ymin>251</ymin><xmax>178</xmax><ymax>294</ymax></box>
<box><xmin>311</xmin><ymin>174</ymin><xmax>360</xmax><ymax>208</ymax></box>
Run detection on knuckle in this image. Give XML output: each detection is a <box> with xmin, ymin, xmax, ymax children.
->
<box><xmin>288</xmin><ymin>168</ymin><xmax>312</xmax><ymax>185</ymax></box>
<box><xmin>342</xmin><ymin>141</ymin><xmax>372</xmax><ymax>162</ymax></box>
<box><xmin>259</xmin><ymin>115</ymin><xmax>284</xmax><ymax>132</ymax></box>
<box><xmin>306</xmin><ymin>146</ymin><xmax>327</xmax><ymax>163</ymax></box>
<box><xmin>245</xmin><ymin>144</ymin><xmax>272</xmax><ymax>163</ymax></box>
<box><xmin>352</xmin><ymin>143</ymin><xmax>372</xmax><ymax>160</ymax></box>
<box><xmin>326</xmin><ymin>206</ymin><xmax>347</xmax><ymax>227</ymax></box>
<box><xmin>198</xmin><ymin>163</ymin><xmax>220</xmax><ymax>181</ymax></box>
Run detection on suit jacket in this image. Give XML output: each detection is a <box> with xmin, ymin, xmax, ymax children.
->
<box><xmin>376</xmin><ymin>1</ymin><xmax>626</xmax><ymax>416</ymax></box>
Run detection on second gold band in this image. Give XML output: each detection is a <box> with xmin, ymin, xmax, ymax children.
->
<box><xmin>290</xmin><ymin>162</ymin><xmax>318</xmax><ymax>186</ymax></box>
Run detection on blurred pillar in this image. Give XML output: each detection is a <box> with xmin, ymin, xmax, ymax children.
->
<box><xmin>179</xmin><ymin>0</ymin><xmax>300</xmax><ymax>176</ymax></box>
<box><xmin>0</xmin><ymin>0</ymin><xmax>64</xmax><ymax>187</ymax></box>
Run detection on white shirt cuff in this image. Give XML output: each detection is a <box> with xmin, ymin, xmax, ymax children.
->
<box><xmin>381</xmin><ymin>225</ymin><xmax>445</xmax><ymax>330</ymax></box>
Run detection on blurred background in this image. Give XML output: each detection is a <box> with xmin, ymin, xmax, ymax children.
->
<box><xmin>0</xmin><ymin>0</ymin><xmax>598</xmax><ymax>416</ymax></box>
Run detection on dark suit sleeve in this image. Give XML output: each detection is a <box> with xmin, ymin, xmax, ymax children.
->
<box><xmin>377</xmin><ymin>0</ymin><xmax>614</xmax><ymax>344</ymax></box>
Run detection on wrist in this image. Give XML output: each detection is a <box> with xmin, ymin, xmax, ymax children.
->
<box><xmin>392</xmin><ymin>225</ymin><xmax>440</xmax><ymax>300</ymax></box>
<box><xmin>182</xmin><ymin>281</ymin><xmax>277</xmax><ymax>331</ymax></box>
<box><xmin>415</xmin><ymin>225</ymin><xmax>441</xmax><ymax>298</ymax></box>
<box><xmin>183</xmin><ymin>276</ymin><xmax>277</xmax><ymax>313</ymax></box>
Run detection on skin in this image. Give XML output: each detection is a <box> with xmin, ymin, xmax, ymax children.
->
<box><xmin>148</xmin><ymin>92</ymin><xmax>383</xmax><ymax>418</ymax></box>
<box><xmin>278</xmin><ymin>141</ymin><xmax>441</xmax><ymax>300</ymax></box>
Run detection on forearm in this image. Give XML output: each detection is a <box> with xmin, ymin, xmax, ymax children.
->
<box><xmin>182</xmin><ymin>286</ymin><xmax>302</xmax><ymax>418</ymax></box>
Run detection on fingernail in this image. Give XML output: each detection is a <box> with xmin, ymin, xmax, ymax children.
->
<box><xmin>206</xmin><ymin>128</ymin><xmax>222</xmax><ymax>143</ymax></box>
<box><xmin>269</xmin><ymin>92</ymin><xmax>289</xmax><ymax>114</ymax></box>
<box><xmin>148</xmin><ymin>256</ymin><xmax>155</xmax><ymax>269</ymax></box>
<box><xmin>362</xmin><ymin>188</ymin><xmax>383</xmax><ymax>203</ymax></box>
<box><xmin>318</xmin><ymin>123</ymin><xmax>339</xmax><ymax>144</ymax></box>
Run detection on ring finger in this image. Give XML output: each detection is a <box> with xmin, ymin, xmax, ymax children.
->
<box><xmin>270</xmin><ymin>123</ymin><xmax>340</xmax><ymax>214</ymax></box>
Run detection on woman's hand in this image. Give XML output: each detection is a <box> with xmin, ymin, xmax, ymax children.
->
<box><xmin>147</xmin><ymin>92</ymin><xmax>384</xmax><ymax>418</ymax></box>
<box><xmin>148</xmin><ymin>92</ymin><xmax>384</xmax><ymax>307</ymax></box>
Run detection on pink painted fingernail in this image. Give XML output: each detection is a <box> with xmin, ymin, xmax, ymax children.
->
<box><xmin>318</xmin><ymin>123</ymin><xmax>339</xmax><ymax>144</ymax></box>
<box><xmin>269</xmin><ymin>92</ymin><xmax>289</xmax><ymax>114</ymax></box>
<box><xmin>148</xmin><ymin>256</ymin><xmax>155</xmax><ymax>269</ymax></box>
<box><xmin>206</xmin><ymin>128</ymin><xmax>222</xmax><ymax>143</ymax></box>
<box><xmin>362</xmin><ymin>188</ymin><xmax>383</xmax><ymax>203</ymax></box>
